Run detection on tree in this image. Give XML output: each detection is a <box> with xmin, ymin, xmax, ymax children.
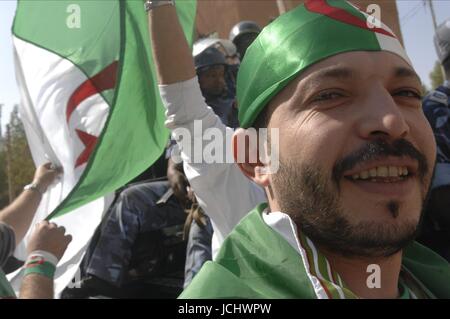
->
<box><xmin>0</xmin><ymin>151</ymin><xmax>9</xmax><ymax>207</ymax></box>
<box><xmin>430</xmin><ymin>60</ymin><xmax>444</xmax><ymax>90</ymax></box>
<box><xmin>421</xmin><ymin>83</ymin><xmax>430</xmax><ymax>97</ymax></box>
<box><xmin>2</xmin><ymin>105</ymin><xmax>35</xmax><ymax>202</ymax></box>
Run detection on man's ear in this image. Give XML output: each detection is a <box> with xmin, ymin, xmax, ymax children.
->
<box><xmin>232</xmin><ymin>128</ymin><xmax>270</xmax><ymax>187</ymax></box>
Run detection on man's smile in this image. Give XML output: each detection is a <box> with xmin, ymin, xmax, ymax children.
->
<box><xmin>342</xmin><ymin>156</ymin><xmax>419</xmax><ymax>198</ymax></box>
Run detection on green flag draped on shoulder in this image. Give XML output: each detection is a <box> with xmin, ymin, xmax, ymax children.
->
<box><xmin>180</xmin><ymin>204</ymin><xmax>450</xmax><ymax>299</ymax></box>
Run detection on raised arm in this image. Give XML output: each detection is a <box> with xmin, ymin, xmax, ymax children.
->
<box><xmin>148</xmin><ymin>3</ymin><xmax>195</xmax><ymax>85</ymax></box>
<box><xmin>19</xmin><ymin>221</ymin><xmax>71</xmax><ymax>299</ymax></box>
<box><xmin>146</xmin><ymin>2</ymin><xmax>266</xmax><ymax>252</ymax></box>
<box><xmin>0</xmin><ymin>163</ymin><xmax>60</xmax><ymax>244</ymax></box>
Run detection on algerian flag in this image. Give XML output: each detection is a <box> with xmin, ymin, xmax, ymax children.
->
<box><xmin>7</xmin><ymin>0</ymin><xmax>197</xmax><ymax>297</ymax></box>
<box><xmin>181</xmin><ymin>204</ymin><xmax>450</xmax><ymax>299</ymax></box>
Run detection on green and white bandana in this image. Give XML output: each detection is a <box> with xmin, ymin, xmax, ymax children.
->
<box><xmin>237</xmin><ymin>0</ymin><xmax>411</xmax><ymax>128</ymax></box>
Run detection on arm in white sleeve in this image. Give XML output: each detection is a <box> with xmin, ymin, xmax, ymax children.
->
<box><xmin>158</xmin><ymin>77</ymin><xmax>266</xmax><ymax>246</ymax></box>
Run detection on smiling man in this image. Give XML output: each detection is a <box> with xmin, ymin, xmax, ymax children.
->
<box><xmin>262</xmin><ymin>55</ymin><xmax>430</xmax><ymax>260</ymax></box>
<box><xmin>147</xmin><ymin>0</ymin><xmax>450</xmax><ymax>299</ymax></box>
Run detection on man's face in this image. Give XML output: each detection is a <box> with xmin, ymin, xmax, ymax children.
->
<box><xmin>266</xmin><ymin>51</ymin><xmax>436</xmax><ymax>257</ymax></box>
<box><xmin>198</xmin><ymin>65</ymin><xmax>226</xmax><ymax>97</ymax></box>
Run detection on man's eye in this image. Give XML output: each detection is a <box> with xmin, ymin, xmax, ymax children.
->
<box><xmin>393</xmin><ymin>90</ymin><xmax>422</xmax><ymax>100</ymax></box>
<box><xmin>312</xmin><ymin>91</ymin><xmax>343</xmax><ymax>102</ymax></box>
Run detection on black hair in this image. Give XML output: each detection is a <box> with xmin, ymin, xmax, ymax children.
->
<box><xmin>251</xmin><ymin>107</ymin><xmax>268</xmax><ymax>130</ymax></box>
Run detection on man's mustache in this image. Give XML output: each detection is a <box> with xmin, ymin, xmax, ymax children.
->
<box><xmin>332</xmin><ymin>139</ymin><xmax>429</xmax><ymax>184</ymax></box>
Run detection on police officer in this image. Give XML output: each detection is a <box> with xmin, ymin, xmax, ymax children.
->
<box><xmin>420</xmin><ymin>18</ymin><xmax>450</xmax><ymax>262</ymax></box>
<box><xmin>194</xmin><ymin>46</ymin><xmax>238</xmax><ymax>128</ymax></box>
<box><xmin>229</xmin><ymin>20</ymin><xmax>261</xmax><ymax>60</ymax></box>
<box><xmin>193</xmin><ymin>38</ymin><xmax>240</xmax><ymax>99</ymax></box>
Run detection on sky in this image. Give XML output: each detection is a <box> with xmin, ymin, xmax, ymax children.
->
<box><xmin>1</xmin><ymin>0</ymin><xmax>450</xmax><ymax>132</ymax></box>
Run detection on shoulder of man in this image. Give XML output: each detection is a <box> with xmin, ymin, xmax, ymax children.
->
<box><xmin>424</xmin><ymin>88</ymin><xmax>449</xmax><ymax>107</ymax></box>
<box><xmin>0</xmin><ymin>223</ymin><xmax>15</xmax><ymax>268</ymax></box>
<box><xmin>403</xmin><ymin>241</ymin><xmax>450</xmax><ymax>299</ymax></box>
<box><xmin>179</xmin><ymin>261</ymin><xmax>262</xmax><ymax>298</ymax></box>
<box><xmin>180</xmin><ymin>210</ymin><xmax>267</xmax><ymax>299</ymax></box>
<box><xmin>182</xmin><ymin>205</ymin><xmax>318</xmax><ymax>299</ymax></box>
<box><xmin>0</xmin><ymin>223</ymin><xmax>16</xmax><ymax>299</ymax></box>
<box><xmin>0</xmin><ymin>269</ymin><xmax>16</xmax><ymax>299</ymax></box>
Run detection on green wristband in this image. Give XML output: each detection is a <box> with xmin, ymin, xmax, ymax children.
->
<box><xmin>23</xmin><ymin>261</ymin><xmax>56</xmax><ymax>279</ymax></box>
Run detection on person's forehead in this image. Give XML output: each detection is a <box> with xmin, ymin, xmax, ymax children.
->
<box><xmin>199</xmin><ymin>64</ymin><xmax>225</xmax><ymax>76</ymax></box>
<box><xmin>296</xmin><ymin>51</ymin><xmax>420</xmax><ymax>88</ymax></box>
<box><xmin>265</xmin><ymin>51</ymin><xmax>420</xmax><ymax>118</ymax></box>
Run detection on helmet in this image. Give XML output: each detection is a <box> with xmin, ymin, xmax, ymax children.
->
<box><xmin>229</xmin><ymin>21</ymin><xmax>261</xmax><ymax>44</ymax></box>
<box><xmin>434</xmin><ymin>18</ymin><xmax>450</xmax><ymax>64</ymax></box>
<box><xmin>218</xmin><ymin>39</ymin><xmax>238</xmax><ymax>57</ymax></box>
<box><xmin>194</xmin><ymin>47</ymin><xmax>226</xmax><ymax>72</ymax></box>
<box><xmin>193</xmin><ymin>38</ymin><xmax>237</xmax><ymax>58</ymax></box>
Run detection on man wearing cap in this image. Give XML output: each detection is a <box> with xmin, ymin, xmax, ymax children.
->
<box><xmin>229</xmin><ymin>21</ymin><xmax>261</xmax><ymax>60</ymax></box>
<box><xmin>193</xmin><ymin>38</ymin><xmax>240</xmax><ymax>95</ymax></box>
<box><xmin>420</xmin><ymin>18</ymin><xmax>450</xmax><ymax>262</ymax></box>
<box><xmin>193</xmin><ymin>46</ymin><xmax>238</xmax><ymax>128</ymax></box>
<box><xmin>147</xmin><ymin>0</ymin><xmax>450</xmax><ymax>298</ymax></box>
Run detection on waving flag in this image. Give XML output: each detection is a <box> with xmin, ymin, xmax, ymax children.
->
<box><xmin>8</xmin><ymin>0</ymin><xmax>197</xmax><ymax>296</ymax></box>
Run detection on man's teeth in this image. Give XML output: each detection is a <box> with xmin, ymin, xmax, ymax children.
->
<box><xmin>351</xmin><ymin>166</ymin><xmax>408</xmax><ymax>180</ymax></box>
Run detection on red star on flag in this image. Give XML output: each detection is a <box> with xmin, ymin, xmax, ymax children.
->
<box><xmin>66</xmin><ymin>61</ymin><xmax>118</xmax><ymax>169</ymax></box>
<box><xmin>75</xmin><ymin>129</ymin><xmax>98</xmax><ymax>168</ymax></box>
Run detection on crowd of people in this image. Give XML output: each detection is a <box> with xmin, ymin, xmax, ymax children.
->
<box><xmin>1</xmin><ymin>0</ymin><xmax>450</xmax><ymax>299</ymax></box>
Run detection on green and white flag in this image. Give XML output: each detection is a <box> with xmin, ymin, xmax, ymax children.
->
<box><xmin>181</xmin><ymin>204</ymin><xmax>450</xmax><ymax>299</ymax></box>
<box><xmin>8</xmin><ymin>0</ymin><xmax>197</xmax><ymax>297</ymax></box>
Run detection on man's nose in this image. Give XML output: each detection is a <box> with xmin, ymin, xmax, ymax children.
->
<box><xmin>357</xmin><ymin>85</ymin><xmax>410</xmax><ymax>141</ymax></box>
<box><xmin>218</xmin><ymin>74</ymin><xmax>226</xmax><ymax>84</ymax></box>
<box><xmin>216</xmin><ymin>76</ymin><xmax>226</xmax><ymax>88</ymax></box>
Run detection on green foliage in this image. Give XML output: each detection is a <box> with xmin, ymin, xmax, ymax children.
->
<box><xmin>0</xmin><ymin>105</ymin><xmax>35</xmax><ymax>204</ymax></box>
<box><xmin>421</xmin><ymin>83</ymin><xmax>429</xmax><ymax>97</ymax></box>
<box><xmin>0</xmin><ymin>152</ymin><xmax>8</xmax><ymax>208</ymax></box>
<box><xmin>430</xmin><ymin>60</ymin><xmax>444</xmax><ymax>90</ymax></box>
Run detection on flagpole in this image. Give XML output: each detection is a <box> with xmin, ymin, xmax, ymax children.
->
<box><xmin>276</xmin><ymin>0</ymin><xmax>286</xmax><ymax>15</ymax></box>
<box><xmin>427</xmin><ymin>0</ymin><xmax>438</xmax><ymax>31</ymax></box>
<box><xmin>426</xmin><ymin>0</ymin><xmax>445</xmax><ymax>82</ymax></box>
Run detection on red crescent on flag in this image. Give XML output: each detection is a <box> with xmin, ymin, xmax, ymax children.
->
<box><xmin>304</xmin><ymin>0</ymin><xmax>396</xmax><ymax>38</ymax></box>
<box><xmin>66</xmin><ymin>61</ymin><xmax>118</xmax><ymax>168</ymax></box>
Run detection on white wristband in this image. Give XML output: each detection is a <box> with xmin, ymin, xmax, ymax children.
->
<box><xmin>144</xmin><ymin>0</ymin><xmax>174</xmax><ymax>12</ymax></box>
<box><xmin>26</xmin><ymin>250</ymin><xmax>59</xmax><ymax>267</ymax></box>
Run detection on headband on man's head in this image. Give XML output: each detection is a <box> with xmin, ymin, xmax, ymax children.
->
<box><xmin>237</xmin><ymin>0</ymin><xmax>411</xmax><ymax>128</ymax></box>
